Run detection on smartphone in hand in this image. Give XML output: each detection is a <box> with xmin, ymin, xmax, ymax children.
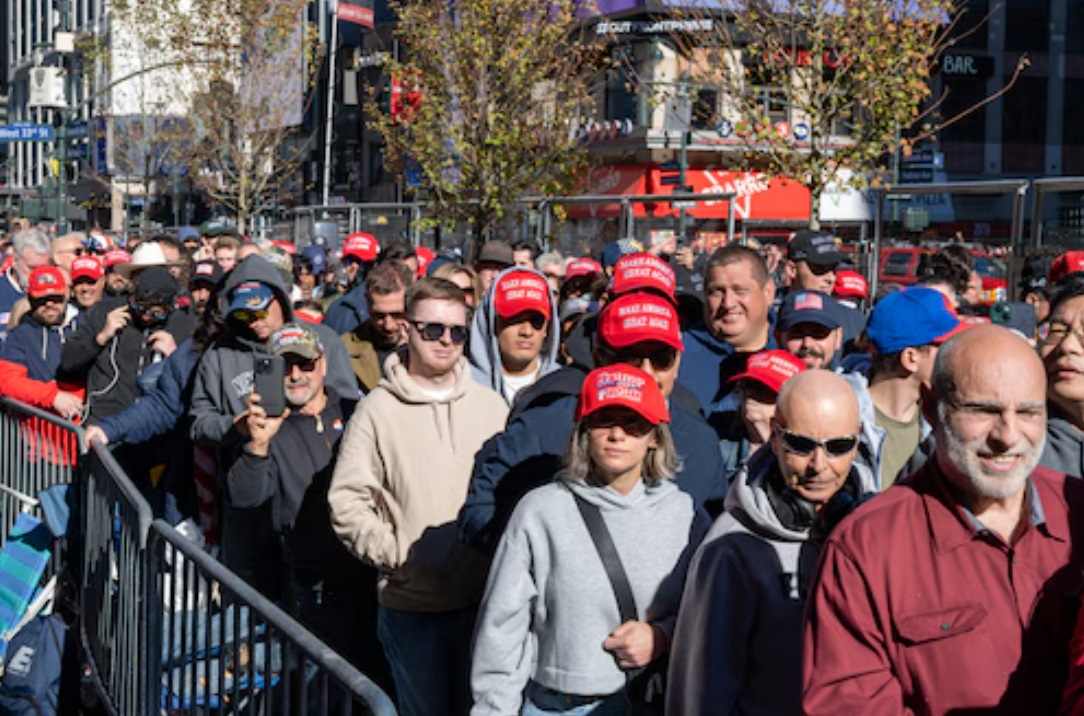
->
<box><xmin>253</xmin><ymin>354</ymin><xmax>287</xmax><ymax>417</ymax></box>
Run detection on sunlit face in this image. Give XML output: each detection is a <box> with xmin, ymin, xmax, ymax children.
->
<box><xmin>1039</xmin><ymin>294</ymin><xmax>1084</xmax><ymax>419</ymax></box>
<box><xmin>705</xmin><ymin>260</ymin><xmax>774</xmax><ymax>348</ymax></box>
<box><xmin>513</xmin><ymin>249</ymin><xmax>534</xmax><ymax>268</ymax></box>
<box><xmin>781</xmin><ymin>322</ymin><xmax>842</xmax><ymax>370</ymax></box>
<box><xmin>406</xmin><ymin>298</ymin><xmax>468</xmax><ymax>379</ymax></box>
<box><xmin>283</xmin><ymin>353</ymin><xmax>326</xmax><ymax>407</ymax></box>
<box><xmin>72</xmin><ymin>278</ymin><xmax>103</xmax><ymax>309</ymax></box>
<box><xmin>598</xmin><ymin>341</ymin><xmax>681</xmax><ymax>399</ymax></box>
<box><xmin>216</xmin><ymin>247</ymin><xmax>237</xmax><ymax>272</ymax></box>
<box><xmin>241</xmin><ymin>297</ymin><xmax>285</xmax><ymax>340</ymax></box>
<box><xmin>936</xmin><ymin>344</ymin><xmax>1046</xmax><ymax>502</ymax></box>
<box><xmin>31</xmin><ymin>294</ymin><xmax>68</xmax><ymax>326</ymax></box>
<box><xmin>770</xmin><ymin>390</ymin><xmax>860</xmax><ymax>508</ymax></box>
<box><xmin>789</xmin><ymin>260</ymin><xmax>837</xmax><ymax>294</ymax></box>
<box><xmin>961</xmin><ymin>271</ymin><xmax>982</xmax><ymax>306</ymax></box>
<box><xmin>448</xmin><ymin>270</ymin><xmax>477</xmax><ymax>308</ymax></box>
<box><xmin>369</xmin><ymin>290</ymin><xmax>407</xmax><ymax>348</ymax></box>
<box><xmin>586</xmin><ymin>407</ymin><xmax>657</xmax><ymax>483</ymax></box>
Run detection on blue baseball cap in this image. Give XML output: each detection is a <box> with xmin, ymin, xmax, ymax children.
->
<box><xmin>228</xmin><ymin>281</ymin><xmax>276</xmax><ymax>314</ymax></box>
<box><xmin>777</xmin><ymin>290</ymin><xmax>843</xmax><ymax>332</ymax></box>
<box><xmin>600</xmin><ymin>238</ymin><xmax>645</xmax><ymax>270</ymax></box>
<box><xmin>866</xmin><ymin>287</ymin><xmax>965</xmax><ymax>354</ymax></box>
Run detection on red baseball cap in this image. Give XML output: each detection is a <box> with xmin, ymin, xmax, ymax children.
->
<box><xmin>415</xmin><ymin>246</ymin><xmax>435</xmax><ymax>278</ymax></box>
<box><xmin>103</xmin><ymin>249</ymin><xmax>132</xmax><ymax>269</ymax></box>
<box><xmin>27</xmin><ymin>266</ymin><xmax>69</xmax><ymax>299</ymax></box>
<box><xmin>565</xmin><ymin>258</ymin><xmax>603</xmax><ymax>281</ymax></box>
<box><xmin>71</xmin><ymin>256</ymin><xmax>104</xmax><ymax>282</ymax></box>
<box><xmin>1049</xmin><ymin>251</ymin><xmax>1084</xmax><ymax>285</ymax></box>
<box><xmin>728</xmin><ymin>349</ymin><xmax>806</xmax><ymax>394</ymax></box>
<box><xmin>343</xmin><ymin>232</ymin><xmax>380</xmax><ymax>262</ymax></box>
<box><xmin>493</xmin><ymin>270</ymin><xmax>551</xmax><ymax>320</ymax></box>
<box><xmin>271</xmin><ymin>240</ymin><xmax>296</xmax><ymax>255</ymax></box>
<box><xmin>610</xmin><ymin>253</ymin><xmax>676</xmax><ymax>302</ymax></box>
<box><xmin>598</xmin><ymin>293</ymin><xmax>683</xmax><ymax>352</ymax></box>
<box><xmin>833</xmin><ymin>270</ymin><xmax>868</xmax><ymax>300</ymax></box>
<box><xmin>576</xmin><ymin>365</ymin><xmax>670</xmax><ymax>425</ymax></box>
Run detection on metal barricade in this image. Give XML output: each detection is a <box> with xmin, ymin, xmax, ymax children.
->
<box><xmin>80</xmin><ymin>442</ymin><xmax>156</xmax><ymax>716</ymax></box>
<box><xmin>80</xmin><ymin>440</ymin><xmax>397</xmax><ymax>716</ymax></box>
<box><xmin>0</xmin><ymin>397</ymin><xmax>84</xmax><ymax>548</ymax></box>
<box><xmin>149</xmin><ymin>520</ymin><xmax>397</xmax><ymax>716</ymax></box>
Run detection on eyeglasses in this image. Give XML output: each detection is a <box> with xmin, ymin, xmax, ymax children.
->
<box><xmin>130</xmin><ymin>301</ymin><xmax>171</xmax><ymax>321</ymax></box>
<box><xmin>1040</xmin><ymin>321</ymin><xmax>1084</xmax><ymax>346</ymax></box>
<box><xmin>774</xmin><ymin>424</ymin><xmax>859</xmax><ymax>458</ymax></box>
<box><xmin>410</xmin><ymin>320</ymin><xmax>468</xmax><ymax>345</ymax></box>
<box><xmin>608</xmin><ymin>344</ymin><xmax>678</xmax><ymax>371</ymax></box>
<box><xmin>285</xmin><ymin>355</ymin><xmax>320</xmax><ymax>373</ymax></box>
<box><xmin>232</xmin><ymin>308</ymin><xmax>269</xmax><ymax>323</ymax></box>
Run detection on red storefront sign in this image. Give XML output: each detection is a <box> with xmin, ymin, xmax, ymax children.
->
<box><xmin>566</xmin><ymin>165</ymin><xmax>812</xmax><ymax>221</ymax></box>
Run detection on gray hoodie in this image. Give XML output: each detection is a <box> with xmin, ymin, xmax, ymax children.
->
<box><xmin>468</xmin><ymin>266</ymin><xmax>561</xmax><ymax>406</ymax></box>
<box><xmin>666</xmin><ymin>446</ymin><xmax>877</xmax><ymax>716</ymax></box>
<box><xmin>1040</xmin><ymin>413</ymin><xmax>1084</xmax><ymax>478</ymax></box>
<box><xmin>470</xmin><ymin>475</ymin><xmax>708</xmax><ymax>716</ymax></box>
<box><xmin>188</xmin><ymin>254</ymin><xmax>357</xmax><ymax>448</ymax></box>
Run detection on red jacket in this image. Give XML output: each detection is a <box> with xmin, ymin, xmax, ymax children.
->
<box><xmin>803</xmin><ymin>460</ymin><xmax>1084</xmax><ymax>716</ymax></box>
<box><xmin>0</xmin><ymin>360</ymin><xmax>84</xmax><ymax>466</ymax></box>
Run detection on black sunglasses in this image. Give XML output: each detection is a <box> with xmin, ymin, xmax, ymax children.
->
<box><xmin>609</xmin><ymin>345</ymin><xmax>677</xmax><ymax>371</ymax></box>
<box><xmin>585</xmin><ymin>409</ymin><xmax>654</xmax><ymax>437</ymax></box>
<box><xmin>285</xmin><ymin>355</ymin><xmax>320</xmax><ymax>373</ymax></box>
<box><xmin>504</xmin><ymin>313</ymin><xmax>547</xmax><ymax>331</ymax></box>
<box><xmin>410</xmin><ymin>321</ymin><xmax>468</xmax><ymax>345</ymax></box>
<box><xmin>775</xmin><ymin>425</ymin><xmax>859</xmax><ymax>458</ymax></box>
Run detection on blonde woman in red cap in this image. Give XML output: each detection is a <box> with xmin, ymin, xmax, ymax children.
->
<box><xmin>471</xmin><ymin>365</ymin><xmax>708</xmax><ymax>716</ymax></box>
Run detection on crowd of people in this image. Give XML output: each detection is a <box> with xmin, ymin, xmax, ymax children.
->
<box><xmin>3</xmin><ymin>220</ymin><xmax>1084</xmax><ymax>715</ymax></box>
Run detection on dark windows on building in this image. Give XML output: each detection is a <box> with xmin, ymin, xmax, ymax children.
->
<box><xmin>1001</xmin><ymin>76</ymin><xmax>1046</xmax><ymax>174</ymax></box>
<box><xmin>1005</xmin><ymin>0</ymin><xmax>1050</xmax><ymax>53</ymax></box>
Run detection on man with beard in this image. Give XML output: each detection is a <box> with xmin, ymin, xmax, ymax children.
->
<box><xmin>0</xmin><ymin>266</ymin><xmax>85</xmax><ymax>418</ymax></box>
<box><xmin>341</xmin><ymin>260</ymin><xmax>413</xmax><ymax>393</ymax></box>
<box><xmin>188</xmin><ymin>260</ymin><xmax>224</xmax><ymax>318</ymax></box>
<box><xmin>102</xmin><ymin>249</ymin><xmax>133</xmax><ymax>296</ymax></box>
<box><xmin>225</xmin><ymin>322</ymin><xmax>376</xmax><ymax>674</ymax></box>
<box><xmin>804</xmin><ymin>325</ymin><xmax>1084</xmax><ymax>715</ymax></box>
<box><xmin>775</xmin><ymin>290</ymin><xmax>844</xmax><ymax>370</ymax></box>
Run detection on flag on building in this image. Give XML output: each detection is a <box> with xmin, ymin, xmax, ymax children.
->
<box><xmin>337</xmin><ymin>0</ymin><xmax>374</xmax><ymax>28</ymax></box>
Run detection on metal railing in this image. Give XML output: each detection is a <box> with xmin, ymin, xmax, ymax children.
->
<box><xmin>78</xmin><ymin>436</ymin><xmax>397</xmax><ymax>715</ymax></box>
<box><xmin>0</xmin><ymin>397</ymin><xmax>84</xmax><ymax>550</ymax></box>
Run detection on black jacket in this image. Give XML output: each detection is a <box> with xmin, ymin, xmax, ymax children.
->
<box><xmin>60</xmin><ymin>295</ymin><xmax>195</xmax><ymax>422</ymax></box>
<box><xmin>224</xmin><ymin>390</ymin><xmax>358</xmax><ymax>599</ymax></box>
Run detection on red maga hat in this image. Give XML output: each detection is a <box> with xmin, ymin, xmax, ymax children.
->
<box><xmin>728</xmin><ymin>349</ymin><xmax>806</xmax><ymax>394</ymax></box>
<box><xmin>598</xmin><ymin>293</ymin><xmax>683</xmax><ymax>352</ymax></box>
<box><xmin>493</xmin><ymin>270</ymin><xmax>552</xmax><ymax>320</ymax></box>
<box><xmin>610</xmin><ymin>253</ymin><xmax>676</xmax><ymax>302</ymax></box>
<box><xmin>71</xmin><ymin>256</ymin><xmax>104</xmax><ymax>282</ymax></box>
<box><xmin>576</xmin><ymin>364</ymin><xmax>670</xmax><ymax>425</ymax></box>
<box><xmin>27</xmin><ymin>266</ymin><xmax>68</xmax><ymax>299</ymax></box>
<box><xmin>342</xmin><ymin>232</ymin><xmax>380</xmax><ymax>262</ymax></box>
<box><xmin>833</xmin><ymin>270</ymin><xmax>868</xmax><ymax>300</ymax></box>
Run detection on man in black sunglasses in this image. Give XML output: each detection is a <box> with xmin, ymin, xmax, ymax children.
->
<box><xmin>329</xmin><ymin>277</ymin><xmax>509</xmax><ymax>716</ymax></box>
<box><xmin>669</xmin><ymin>369</ymin><xmax>874</xmax><ymax>716</ymax></box>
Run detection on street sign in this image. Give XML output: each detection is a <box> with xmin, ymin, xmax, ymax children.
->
<box><xmin>672</xmin><ymin>200</ymin><xmax>698</xmax><ymax>209</ymax></box>
<box><xmin>0</xmin><ymin>124</ymin><xmax>55</xmax><ymax>142</ymax></box>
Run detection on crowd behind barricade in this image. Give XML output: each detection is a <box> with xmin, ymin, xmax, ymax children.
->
<box><xmin>5</xmin><ymin>219</ymin><xmax>1084</xmax><ymax>715</ymax></box>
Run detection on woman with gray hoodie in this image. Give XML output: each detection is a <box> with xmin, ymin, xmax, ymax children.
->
<box><xmin>470</xmin><ymin>365</ymin><xmax>708</xmax><ymax>715</ymax></box>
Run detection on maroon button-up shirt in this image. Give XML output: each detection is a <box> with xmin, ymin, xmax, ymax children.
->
<box><xmin>803</xmin><ymin>460</ymin><xmax>1084</xmax><ymax>716</ymax></box>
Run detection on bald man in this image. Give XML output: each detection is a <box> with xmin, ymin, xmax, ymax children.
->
<box><xmin>667</xmin><ymin>370</ymin><xmax>877</xmax><ymax>716</ymax></box>
<box><xmin>805</xmin><ymin>325</ymin><xmax>1084</xmax><ymax>715</ymax></box>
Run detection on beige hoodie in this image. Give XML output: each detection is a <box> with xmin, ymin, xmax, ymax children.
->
<box><xmin>329</xmin><ymin>352</ymin><xmax>508</xmax><ymax>612</ymax></box>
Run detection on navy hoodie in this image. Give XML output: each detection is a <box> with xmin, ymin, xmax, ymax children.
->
<box><xmin>458</xmin><ymin>361</ymin><xmax>726</xmax><ymax>553</ymax></box>
<box><xmin>322</xmin><ymin>282</ymin><xmax>369</xmax><ymax>335</ymax></box>
<box><xmin>0</xmin><ymin>314</ymin><xmax>65</xmax><ymax>381</ymax></box>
